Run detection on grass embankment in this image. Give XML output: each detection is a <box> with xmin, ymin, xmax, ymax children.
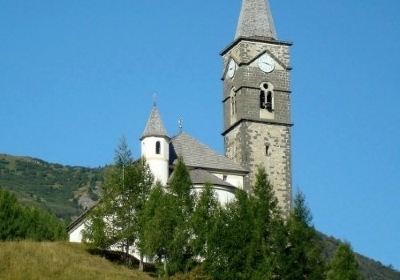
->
<box><xmin>0</xmin><ymin>241</ymin><xmax>153</xmax><ymax>280</ymax></box>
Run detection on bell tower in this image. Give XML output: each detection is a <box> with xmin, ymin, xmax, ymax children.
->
<box><xmin>222</xmin><ymin>0</ymin><xmax>292</xmax><ymax>212</ymax></box>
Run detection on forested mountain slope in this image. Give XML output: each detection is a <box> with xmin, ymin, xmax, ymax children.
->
<box><xmin>0</xmin><ymin>154</ymin><xmax>103</xmax><ymax>221</ymax></box>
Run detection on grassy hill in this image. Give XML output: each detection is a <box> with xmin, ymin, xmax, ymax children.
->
<box><xmin>0</xmin><ymin>241</ymin><xmax>152</xmax><ymax>280</ymax></box>
<box><xmin>0</xmin><ymin>154</ymin><xmax>103</xmax><ymax>221</ymax></box>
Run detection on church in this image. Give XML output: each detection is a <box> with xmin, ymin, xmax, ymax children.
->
<box><xmin>69</xmin><ymin>0</ymin><xmax>293</xmax><ymax>243</ymax></box>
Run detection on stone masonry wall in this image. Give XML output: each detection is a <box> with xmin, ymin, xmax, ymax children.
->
<box><xmin>224</xmin><ymin>121</ymin><xmax>292</xmax><ymax>213</ymax></box>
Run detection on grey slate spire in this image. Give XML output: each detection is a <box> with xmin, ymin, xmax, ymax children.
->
<box><xmin>235</xmin><ymin>0</ymin><xmax>277</xmax><ymax>40</ymax></box>
<box><xmin>141</xmin><ymin>106</ymin><xmax>169</xmax><ymax>140</ymax></box>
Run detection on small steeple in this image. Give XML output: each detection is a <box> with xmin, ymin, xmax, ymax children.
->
<box><xmin>235</xmin><ymin>0</ymin><xmax>277</xmax><ymax>40</ymax></box>
<box><xmin>141</xmin><ymin>106</ymin><xmax>169</xmax><ymax>140</ymax></box>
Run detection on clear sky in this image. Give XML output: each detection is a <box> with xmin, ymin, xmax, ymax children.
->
<box><xmin>1</xmin><ymin>0</ymin><xmax>399</xmax><ymax>270</ymax></box>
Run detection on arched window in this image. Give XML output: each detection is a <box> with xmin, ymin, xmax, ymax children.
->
<box><xmin>155</xmin><ymin>141</ymin><xmax>161</xmax><ymax>155</ymax></box>
<box><xmin>260</xmin><ymin>82</ymin><xmax>274</xmax><ymax>112</ymax></box>
<box><xmin>230</xmin><ymin>88</ymin><xmax>237</xmax><ymax>117</ymax></box>
<box><xmin>260</xmin><ymin>91</ymin><xmax>266</xmax><ymax>109</ymax></box>
<box><xmin>266</xmin><ymin>91</ymin><xmax>273</xmax><ymax>112</ymax></box>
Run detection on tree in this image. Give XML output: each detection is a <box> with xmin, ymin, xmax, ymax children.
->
<box><xmin>0</xmin><ymin>187</ymin><xmax>26</xmax><ymax>240</ymax></box>
<box><xmin>247</xmin><ymin>167</ymin><xmax>284</xmax><ymax>279</ymax></box>
<box><xmin>141</xmin><ymin>184</ymin><xmax>178</xmax><ymax>274</ymax></box>
<box><xmin>83</xmin><ymin>138</ymin><xmax>153</xmax><ymax>268</ymax></box>
<box><xmin>142</xmin><ymin>159</ymin><xmax>195</xmax><ymax>276</ymax></box>
<box><xmin>191</xmin><ymin>184</ymin><xmax>220</xmax><ymax>259</ymax></box>
<box><xmin>0</xmin><ymin>187</ymin><xmax>66</xmax><ymax>241</ymax></box>
<box><xmin>285</xmin><ymin>192</ymin><xmax>326</xmax><ymax>280</ymax></box>
<box><xmin>205</xmin><ymin>190</ymin><xmax>256</xmax><ymax>280</ymax></box>
<box><xmin>327</xmin><ymin>243</ymin><xmax>363</xmax><ymax>280</ymax></box>
<box><xmin>165</xmin><ymin>159</ymin><xmax>195</xmax><ymax>275</ymax></box>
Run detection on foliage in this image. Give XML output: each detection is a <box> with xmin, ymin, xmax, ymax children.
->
<box><xmin>142</xmin><ymin>159</ymin><xmax>195</xmax><ymax>276</ymax></box>
<box><xmin>285</xmin><ymin>192</ymin><xmax>326</xmax><ymax>280</ymax></box>
<box><xmin>191</xmin><ymin>184</ymin><xmax>220</xmax><ymax>259</ymax></box>
<box><xmin>327</xmin><ymin>243</ymin><xmax>364</xmax><ymax>280</ymax></box>
<box><xmin>0</xmin><ymin>153</ymin><xmax>103</xmax><ymax>220</ymax></box>
<box><xmin>170</xmin><ymin>265</ymin><xmax>211</xmax><ymax>280</ymax></box>
<box><xmin>82</xmin><ymin>139</ymin><xmax>153</xmax><ymax>267</ymax></box>
<box><xmin>0</xmin><ymin>242</ymin><xmax>153</xmax><ymax>280</ymax></box>
<box><xmin>205</xmin><ymin>190</ymin><xmax>256</xmax><ymax>280</ymax></box>
<box><xmin>0</xmin><ymin>187</ymin><xmax>66</xmax><ymax>241</ymax></box>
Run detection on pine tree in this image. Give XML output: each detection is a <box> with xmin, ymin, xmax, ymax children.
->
<box><xmin>285</xmin><ymin>192</ymin><xmax>326</xmax><ymax>280</ymax></box>
<box><xmin>165</xmin><ymin>159</ymin><xmax>195</xmax><ymax>275</ymax></box>
<box><xmin>191</xmin><ymin>184</ymin><xmax>220</xmax><ymax>259</ymax></box>
<box><xmin>248</xmin><ymin>167</ymin><xmax>283</xmax><ymax>279</ymax></box>
<box><xmin>327</xmin><ymin>243</ymin><xmax>363</xmax><ymax>280</ymax></box>
<box><xmin>205</xmin><ymin>190</ymin><xmax>255</xmax><ymax>280</ymax></box>
<box><xmin>141</xmin><ymin>184</ymin><xmax>178</xmax><ymax>274</ymax></box>
<box><xmin>0</xmin><ymin>187</ymin><xmax>66</xmax><ymax>241</ymax></box>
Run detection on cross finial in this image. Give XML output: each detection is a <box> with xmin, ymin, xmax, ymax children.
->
<box><xmin>152</xmin><ymin>93</ymin><xmax>157</xmax><ymax>107</ymax></box>
<box><xmin>178</xmin><ymin>118</ymin><xmax>183</xmax><ymax>133</ymax></box>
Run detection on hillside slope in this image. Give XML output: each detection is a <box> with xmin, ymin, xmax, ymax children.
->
<box><xmin>0</xmin><ymin>242</ymin><xmax>152</xmax><ymax>280</ymax></box>
<box><xmin>322</xmin><ymin>235</ymin><xmax>400</xmax><ymax>280</ymax></box>
<box><xmin>0</xmin><ymin>154</ymin><xmax>103</xmax><ymax>221</ymax></box>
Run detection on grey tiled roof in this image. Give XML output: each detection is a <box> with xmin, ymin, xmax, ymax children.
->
<box><xmin>141</xmin><ymin>107</ymin><xmax>168</xmax><ymax>139</ymax></box>
<box><xmin>235</xmin><ymin>0</ymin><xmax>277</xmax><ymax>40</ymax></box>
<box><xmin>189</xmin><ymin>169</ymin><xmax>235</xmax><ymax>189</ymax></box>
<box><xmin>170</xmin><ymin>132</ymin><xmax>248</xmax><ymax>173</ymax></box>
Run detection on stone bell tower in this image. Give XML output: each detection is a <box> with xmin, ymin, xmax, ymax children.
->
<box><xmin>222</xmin><ymin>0</ymin><xmax>292</xmax><ymax>212</ymax></box>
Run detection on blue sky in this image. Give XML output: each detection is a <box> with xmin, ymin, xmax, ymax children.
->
<box><xmin>1</xmin><ymin>0</ymin><xmax>399</xmax><ymax>270</ymax></box>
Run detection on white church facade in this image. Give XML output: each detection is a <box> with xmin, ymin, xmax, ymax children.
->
<box><xmin>69</xmin><ymin>0</ymin><xmax>293</xmax><ymax>244</ymax></box>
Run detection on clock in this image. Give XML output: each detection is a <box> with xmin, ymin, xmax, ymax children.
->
<box><xmin>258</xmin><ymin>53</ymin><xmax>275</xmax><ymax>73</ymax></box>
<box><xmin>227</xmin><ymin>59</ymin><xmax>237</xmax><ymax>79</ymax></box>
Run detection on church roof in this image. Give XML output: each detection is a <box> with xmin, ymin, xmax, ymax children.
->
<box><xmin>170</xmin><ymin>132</ymin><xmax>248</xmax><ymax>174</ymax></box>
<box><xmin>141</xmin><ymin>106</ymin><xmax>169</xmax><ymax>140</ymax></box>
<box><xmin>189</xmin><ymin>169</ymin><xmax>235</xmax><ymax>189</ymax></box>
<box><xmin>235</xmin><ymin>0</ymin><xmax>277</xmax><ymax>40</ymax></box>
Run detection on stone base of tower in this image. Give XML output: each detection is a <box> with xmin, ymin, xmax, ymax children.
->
<box><xmin>224</xmin><ymin>121</ymin><xmax>292</xmax><ymax>213</ymax></box>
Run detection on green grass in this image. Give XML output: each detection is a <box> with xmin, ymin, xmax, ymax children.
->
<box><xmin>0</xmin><ymin>241</ymin><xmax>153</xmax><ymax>280</ymax></box>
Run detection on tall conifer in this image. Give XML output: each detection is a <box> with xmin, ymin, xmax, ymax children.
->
<box><xmin>327</xmin><ymin>243</ymin><xmax>363</xmax><ymax>280</ymax></box>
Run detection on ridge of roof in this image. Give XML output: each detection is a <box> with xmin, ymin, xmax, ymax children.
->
<box><xmin>170</xmin><ymin>132</ymin><xmax>248</xmax><ymax>173</ymax></box>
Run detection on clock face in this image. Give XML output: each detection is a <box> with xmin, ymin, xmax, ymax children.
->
<box><xmin>258</xmin><ymin>54</ymin><xmax>275</xmax><ymax>73</ymax></box>
<box><xmin>227</xmin><ymin>59</ymin><xmax>237</xmax><ymax>79</ymax></box>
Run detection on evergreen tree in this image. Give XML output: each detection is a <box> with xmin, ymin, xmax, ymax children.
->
<box><xmin>0</xmin><ymin>187</ymin><xmax>66</xmax><ymax>241</ymax></box>
<box><xmin>205</xmin><ymin>190</ymin><xmax>255</xmax><ymax>280</ymax></box>
<box><xmin>0</xmin><ymin>187</ymin><xmax>26</xmax><ymax>240</ymax></box>
<box><xmin>191</xmin><ymin>184</ymin><xmax>220</xmax><ymax>259</ymax></box>
<box><xmin>141</xmin><ymin>184</ymin><xmax>178</xmax><ymax>274</ymax></box>
<box><xmin>142</xmin><ymin>159</ymin><xmax>195</xmax><ymax>276</ymax></box>
<box><xmin>285</xmin><ymin>192</ymin><xmax>326</xmax><ymax>280</ymax></box>
<box><xmin>165</xmin><ymin>159</ymin><xmax>195</xmax><ymax>275</ymax></box>
<box><xmin>327</xmin><ymin>243</ymin><xmax>363</xmax><ymax>280</ymax></box>
<box><xmin>169</xmin><ymin>158</ymin><xmax>193</xmax><ymax>211</ymax></box>
<box><xmin>248</xmin><ymin>167</ymin><xmax>284</xmax><ymax>279</ymax></box>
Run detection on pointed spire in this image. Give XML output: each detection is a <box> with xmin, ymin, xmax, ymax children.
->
<box><xmin>235</xmin><ymin>0</ymin><xmax>277</xmax><ymax>40</ymax></box>
<box><xmin>141</xmin><ymin>106</ymin><xmax>169</xmax><ymax>140</ymax></box>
